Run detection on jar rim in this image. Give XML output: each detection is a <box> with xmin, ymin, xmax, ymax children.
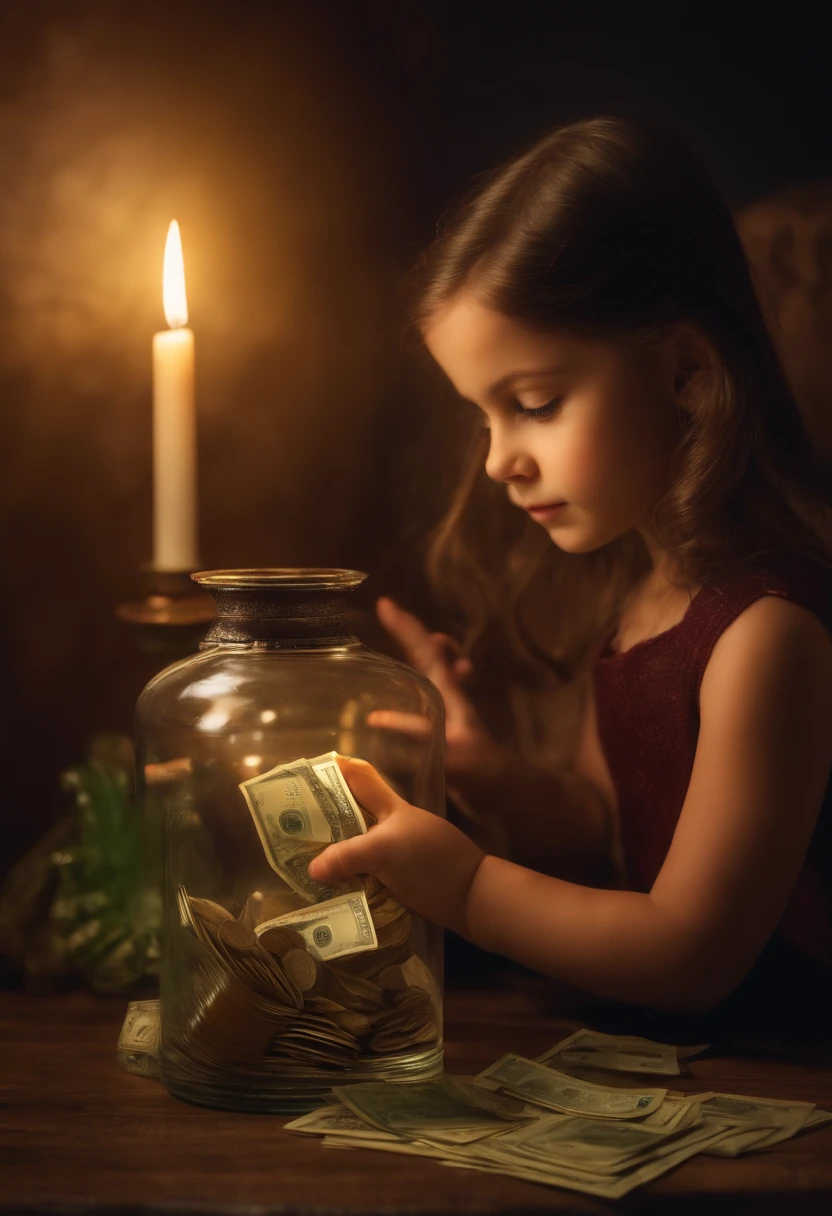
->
<box><xmin>191</xmin><ymin>567</ymin><xmax>368</xmax><ymax>590</ymax></box>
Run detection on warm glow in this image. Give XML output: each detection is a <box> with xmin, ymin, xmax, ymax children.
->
<box><xmin>162</xmin><ymin>220</ymin><xmax>188</xmax><ymax>328</ymax></box>
<box><xmin>242</xmin><ymin>754</ymin><xmax>262</xmax><ymax>769</ymax></box>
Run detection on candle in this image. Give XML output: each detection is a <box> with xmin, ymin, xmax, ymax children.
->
<box><xmin>152</xmin><ymin>220</ymin><xmax>197</xmax><ymax>571</ymax></box>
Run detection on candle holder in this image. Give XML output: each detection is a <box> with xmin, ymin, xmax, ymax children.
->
<box><xmin>116</xmin><ymin>566</ymin><xmax>215</xmax><ymax>658</ymax></box>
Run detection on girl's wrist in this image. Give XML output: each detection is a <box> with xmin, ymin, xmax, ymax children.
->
<box><xmin>451</xmin><ymin>845</ymin><xmax>489</xmax><ymax>940</ymax></box>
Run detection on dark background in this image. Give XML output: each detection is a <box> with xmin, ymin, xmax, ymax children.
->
<box><xmin>1</xmin><ymin>0</ymin><xmax>831</xmax><ymax>882</ymax></box>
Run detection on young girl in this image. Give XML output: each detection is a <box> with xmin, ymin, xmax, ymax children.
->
<box><xmin>308</xmin><ymin>117</ymin><xmax>832</xmax><ymax>1035</ymax></box>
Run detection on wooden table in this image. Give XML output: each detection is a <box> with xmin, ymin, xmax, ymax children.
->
<box><xmin>2</xmin><ymin>980</ymin><xmax>832</xmax><ymax>1214</ymax></box>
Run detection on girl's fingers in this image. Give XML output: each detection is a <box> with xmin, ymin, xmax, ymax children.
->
<box><xmin>376</xmin><ymin>597</ymin><xmax>436</xmax><ymax>667</ymax></box>
<box><xmin>376</xmin><ymin>598</ymin><xmax>473</xmax><ymax>715</ymax></box>
<box><xmin>377</xmin><ymin>600</ymin><xmax>460</xmax><ymax>676</ymax></box>
<box><xmin>333</xmin><ymin>755</ymin><xmax>401</xmax><ymax>821</ymax></box>
<box><xmin>431</xmin><ymin>632</ymin><xmax>463</xmax><ymax>657</ymax></box>
<box><xmin>366</xmin><ymin>709</ymin><xmax>431</xmax><ymax>737</ymax></box>
<box><xmin>453</xmin><ymin>657</ymin><xmax>474</xmax><ymax>681</ymax></box>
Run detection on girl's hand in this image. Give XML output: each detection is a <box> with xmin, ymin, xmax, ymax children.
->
<box><xmin>307</xmin><ymin>755</ymin><xmax>485</xmax><ymax>932</ymax></box>
<box><xmin>368</xmin><ymin>597</ymin><xmax>507</xmax><ymax>785</ymax></box>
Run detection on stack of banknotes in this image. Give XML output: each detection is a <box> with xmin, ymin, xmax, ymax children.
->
<box><xmin>280</xmin><ymin>1029</ymin><xmax>832</xmax><ymax>1199</ymax></box>
<box><xmin>117</xmin><ymin>752</ymin><xmax>439</xmax><ymax>1081</ymax></box>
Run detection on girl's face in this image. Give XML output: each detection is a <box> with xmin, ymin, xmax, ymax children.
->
<box><xmin>423</xmin><ymin>293</ymin><xmax>687</xmax><ymax>557</ymax></box>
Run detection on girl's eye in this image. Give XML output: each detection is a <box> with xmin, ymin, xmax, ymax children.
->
<box><xmin>514</xmin><ymin>396</ymin><xmax>563</xmax><ymax>420</ymax></box>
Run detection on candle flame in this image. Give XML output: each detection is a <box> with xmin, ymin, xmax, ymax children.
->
<box><xmin>162</xmin><ymin>220</ymin><xmax>188</xmax><ymax>328</ymax></box>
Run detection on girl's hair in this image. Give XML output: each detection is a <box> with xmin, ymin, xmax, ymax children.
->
<box><xmin>412</xmin><ymin>116</ymin><xmax>832</xmax><ymax>683</ymax></box>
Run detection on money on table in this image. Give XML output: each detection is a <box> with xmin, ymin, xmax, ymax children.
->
<box><xmin>279</xmin><ymin>1028</ymin><xmax>832</xmax><ymax>1200</ymax></box>
<box><xmin>474</xmin><ymin>1053</ymin><xmax>668</xmax><ymax>1118</ymax></box>
<box><xmin>537</xmin><ymin>1028</ymin><xmax>689</xmax><ymax>1075</ymax></box>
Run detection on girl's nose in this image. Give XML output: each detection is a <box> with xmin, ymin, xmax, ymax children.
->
<box><xmin>484</xmin><ymin>426</ymin><xmax>536</xmax><ymax>483</ymax></box>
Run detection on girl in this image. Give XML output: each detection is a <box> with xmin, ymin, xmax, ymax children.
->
<box><xmin>308</xmin><ymin>117</ymin><xmax>832</xmax><ymax>1034</ymax></box>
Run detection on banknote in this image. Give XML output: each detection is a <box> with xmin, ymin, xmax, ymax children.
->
<box><xmin>474</xmin><ymin>1054</ymin><xmax>667</xmax><ymax>1119</ymax></box>
<box><xmin>116</xmin><ymin>1047</ymin><xmax>160</xmax><ymax>1079</ymax></box>
<box><xmin>640</xmin><ymin>1092</ymin><xmax>709</xmax><ymax>1131</ymax></box>
<box><xmin>308</xmin><ymin>752</ymin><xmax>369</xmax><ymax>833</ymax></box>
<box><xmin>440</xmin><ymin>1117</ymin><xmax>736</xmax><ymax>1199</ymax></box>
<box><xmin>321</xmin><ymin>1136</ymin><xmax>442</xmax><ymax>1158</ymax></box>
<box><xmin>255</xmin><ymin>890</ymin><xmax>378</xmax><ymax>961</ymax></box>
<box><xmin>333</xmin><ymin>1077</ymin><xmax>535</xmax><ymax>1145</ymax></box>
<box><xmin>118</xmin><ymin>998</ymin><xmax>161</xmax><ymax>1054</ymax></box>
<box><xmin>240</xmin><ymin>756</ymin><xmax>366</xmax><ymax>901</ymax></box>
<box><xmin>117</xmin><ymin>999</ymin><xmax>161</xmax><ymax>1078</ymax></box>
<box><xmin>537</xmin><ymin>1029</ymin><xmax>681</xmax><ymax>1075</ymax></box>
<box><xmin>466</xmin><ymin>1110</ymin><xmax>708</xmax><ymax>1174</ymax></box>
<box><xmin>284</xmin><ymin>1104</ymin><xmax>398</xmax><ymax>1141</ymax></box>
<box><xmin>698</xmin><ymin>1092</ymin><xmax>815</xmax><ymax>1124</ymax></box>
<box><xmin>697</xmin><ymin>1092</ymin><xmax>817</xmax><ymax>1156</ymax></box>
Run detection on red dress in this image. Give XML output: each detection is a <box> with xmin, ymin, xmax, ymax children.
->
<box><xmin>592</xmin><ymin>548</ymin><xmax>832</xmax><ymax>1033</ymax></box>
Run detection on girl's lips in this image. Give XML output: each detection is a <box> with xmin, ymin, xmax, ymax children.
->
<box><xmin>526</xmin><ymin>502</ymin><xmax>567</xmax><ymax>521</ymax></box>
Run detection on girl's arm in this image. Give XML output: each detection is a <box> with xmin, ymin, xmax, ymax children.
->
<box><xmin>462</xmin><ymin>595</ymin><xmax>832</xmax><ymax>1012</ymax></box>
<box><xmin>310</xmin><ymin>595</ymin><xmax>832</xmax><ymax>1015</ymax></box>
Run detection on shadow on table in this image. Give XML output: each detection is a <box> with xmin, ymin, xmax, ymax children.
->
<box><xmin>444</xmin><ymin>930</ymin><xmax>832</xmax><ymax>1069</ymax></box>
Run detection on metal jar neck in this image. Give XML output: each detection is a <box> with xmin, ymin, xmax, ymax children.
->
<box><xmin>193</xmin><ymin>569</ymin><xmax>366</xmax><ymax>651</ymax></box>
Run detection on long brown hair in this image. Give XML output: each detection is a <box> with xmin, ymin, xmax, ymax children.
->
<box><xmin>413</xmin><ymin>117</ymin><xmax>832</xmax><ymax>685</ymax></box>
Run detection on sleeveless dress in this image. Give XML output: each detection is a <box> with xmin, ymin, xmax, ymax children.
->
<box><xmin>591</xmin><ymin>548</ymin><xmax>832</xmax><ymax>1037</ymax></box>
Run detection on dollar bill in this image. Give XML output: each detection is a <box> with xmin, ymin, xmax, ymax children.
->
<box><xmin>284</xmin><ymin>1104</ymin><xmax>399</xmax><ymax>1141</ymax></box>
<box><xmin>308</xmin><ymin>752</ymin><xmax>369</xmax><ymax>833</ymax></box>
<box><xmin>255</xmin><ymin>890</ymin><xmax>378</xmax><ymax>961</ymax></box>
<box><xmin>698</xmin><ymin>1092</ymin><xmax>815</xmax><ymax>1123</ymax></box>
<box><xmin>697</xmin><ymin>1092</ymin><xmax>817</xmax><ymax>1156</ymax></box>
<box><xmin>537</xmin><ymin>1029</ymin><xmax>681</xmax><ymax>1075</ymax></box>
<box><xmin>333</xmin><ymin>1078</ymin><xmax>535</xmax><ymax>1145</ymax></box>
<box><xmin>640</xmin><ymin>1092</ymin><xmax>709</xmax><ymax>1131</ymax></box>
<box><xmin>474</xmin><ymin>1053</ymin><xmax>667</xmax><ymax>1119</ymax></box>
<box><xmin>440</xmin><ymin>1117</ymin><xmax>737</xmax><ymax>1199</ymax></box>
<box><xmin>465</xmin><ymin>1110</ymin><xmax>697</xmax><ymax>1173</ymax></box>
<box><xmin>118</xmin><ymin>998</ymin><xmax>161</xmax><ymax>1053</ymax></box>
<box><xmin>240</xmin><ymin>756</ymin><xmax>366</xmax><ymax>902</ymax></box>
<box><xmin>321</xmin><ymin>1135</ymin><xmax>443</xmax><ymax>1158</ymax></box>
<box><xmin>117</xmin><ymin>999</ymin><xmax>161</xmax><ymax>1078</ymax></box>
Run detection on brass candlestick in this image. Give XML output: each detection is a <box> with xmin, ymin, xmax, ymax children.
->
<box><xmin>116</xmin><ymin>566</ymin><xmax>215</xmax><ymax>657</ymax></box>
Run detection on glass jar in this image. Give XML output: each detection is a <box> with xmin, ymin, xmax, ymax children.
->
<box><xmin>136</xmin><ymin>569</ymin><xmax>445</xmax><ymax>1113</ymax></box>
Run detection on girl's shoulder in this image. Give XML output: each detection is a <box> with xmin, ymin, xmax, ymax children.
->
<box><xmin>689</xmin><ymin>548</ymin><xmax>832</xmax><ymax>691</ymax></box>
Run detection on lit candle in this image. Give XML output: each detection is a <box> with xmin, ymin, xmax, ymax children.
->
<box><xmin>152</xmin><ymin>220</ymin><xmax>197</xmax><ymax>571</ymax></box>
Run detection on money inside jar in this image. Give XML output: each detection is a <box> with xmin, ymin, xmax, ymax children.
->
<box><xmin>162</xmin><ymin>752</ymin><xmax>440</xmax><ymax>1079</ymax></box>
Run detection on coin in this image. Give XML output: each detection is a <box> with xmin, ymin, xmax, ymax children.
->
<box><xmin>259</xmin><ymin>926</ymin><xmax>307</xmax><ymax>957</ymax></box>
<box><xmin>283</xmin><ymin>948</ymin><xmax>326</xmax><ymax>995</ymax></box>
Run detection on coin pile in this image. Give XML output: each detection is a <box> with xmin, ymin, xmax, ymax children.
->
<box><xmin>169</xmin><ymin>873</ymin><xmax>438</xmax><ymax>1076</ymax></box>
